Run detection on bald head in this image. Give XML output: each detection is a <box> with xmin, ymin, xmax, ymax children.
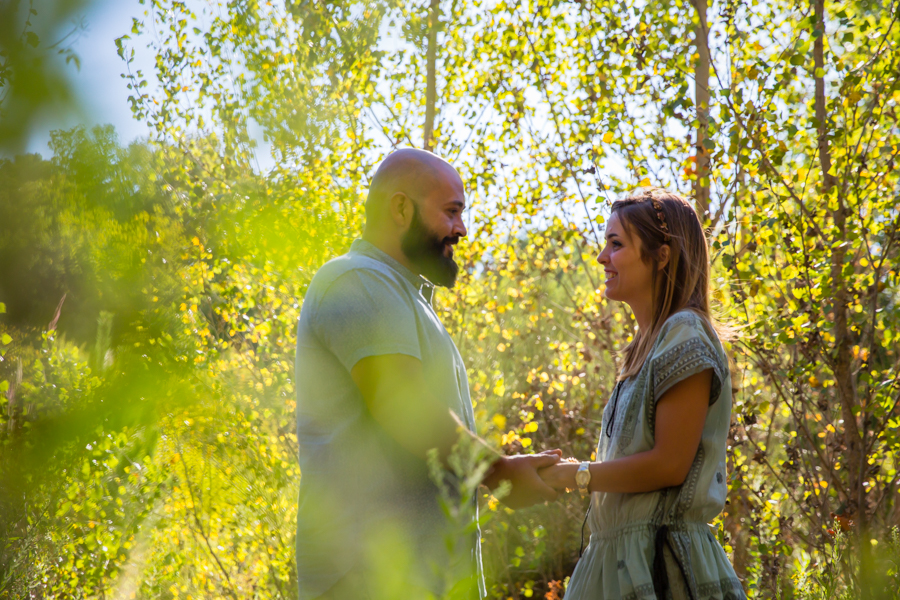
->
<box><xmin>360</xmin><ymin>148</ymin><xmax>468</xmax><ymax>287</ymax></box>
<box><xmin>364</xmin><ymin>148</ymin><xmax>462</xmax><ymax>228</ymax></box>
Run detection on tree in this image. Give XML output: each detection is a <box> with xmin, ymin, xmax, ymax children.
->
<box><xmin>423</xmin><ymin>0</ymin><xmax>441</xmax><ymax>151</ymax></box>
<box><xmin>0</xmin><ymin>0</ymin><xmax>94</xmax><ymax>151</ymax></box>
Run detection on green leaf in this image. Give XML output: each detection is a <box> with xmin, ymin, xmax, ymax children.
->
<box><xmin>1</xmin><ymin>333</ymin><xmax>11</xmax><ymax>345</ymax></box>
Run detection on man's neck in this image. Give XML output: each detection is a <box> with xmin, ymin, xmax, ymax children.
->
<box><xmin>362</xmin><ymin>232</ymin><xmax>417</xmax><ymax>274</ymax></box>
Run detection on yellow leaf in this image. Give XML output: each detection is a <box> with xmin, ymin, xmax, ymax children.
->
<box><xmin>602</xmin><ymin>132</ymin><xmax>614</xmax><ymax>143</ymax></box>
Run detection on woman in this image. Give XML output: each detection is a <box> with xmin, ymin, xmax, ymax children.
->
<box><xmin>539</xmin><ymin>189</ymin><xmax>745</xmax><ymax>600</ymax></box>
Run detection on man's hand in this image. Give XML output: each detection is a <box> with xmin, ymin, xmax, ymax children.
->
<box><xmin>537</xmin><ymin>461</ymin><xmax>579</xmax><ymax>492</ymax></box>
<box><xmin>483</xmin><ymin>450</ymin><xmax>563</xmax><ymax>509</ymax></box>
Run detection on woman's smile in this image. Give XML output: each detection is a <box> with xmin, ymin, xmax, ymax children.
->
<box><xmin>595</xmin><ymin>212</ymin><xmax>662</xmax><ymax>330</ymax></box>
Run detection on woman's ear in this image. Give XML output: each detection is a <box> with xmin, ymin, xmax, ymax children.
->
<box><xmin>657</xmin><ymin>244</ymin><xmax>670</xmax><ymax>270</ymax></box>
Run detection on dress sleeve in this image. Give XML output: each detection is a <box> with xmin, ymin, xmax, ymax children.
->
<box><xmin>311</xmin><ymin>269</ymin><xmax>421</xmax><ymax>372</ymax></box>
<box><xmin>650</xmin><ymin>313</ymin><xmax>725</xmax><ymax>405</ymax></box>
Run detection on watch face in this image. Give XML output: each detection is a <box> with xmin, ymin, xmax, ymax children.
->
<box><xmin>575</xmin><ymin>468</ymin><xmax>590</xmax><ymax>488</ymax></box>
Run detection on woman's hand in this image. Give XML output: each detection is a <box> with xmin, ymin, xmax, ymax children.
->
<box><xmin>484</xmin><ymin>449</ymin><xmax>563</xmax><ymax>508</ymax></box>
<box><xmin>538</xmin><ymin>461</ymin><xmax>579</xmax><ymax>492</ymax></box>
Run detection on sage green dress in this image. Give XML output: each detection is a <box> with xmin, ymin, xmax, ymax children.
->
<box><xmin>565</xmin><ymin>310</ymin><xmax>745</xmax><ymax>600</ymax></box>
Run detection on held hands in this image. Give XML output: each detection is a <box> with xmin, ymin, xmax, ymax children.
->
<box><xmin>537</xmin><ymin>460</ymin><xmax>580</xmax><ymax>492</ymax></box>
<box><xmin>483</xmin><ymin>449</ymin><xmax>562</xmax><ymax>509</ymax></box>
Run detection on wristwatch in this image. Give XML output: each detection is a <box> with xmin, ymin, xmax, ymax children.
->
<box><xmin>575</xmin><ymin>462</ymin><xmax>591</xmax><ymax>493</ymax></box>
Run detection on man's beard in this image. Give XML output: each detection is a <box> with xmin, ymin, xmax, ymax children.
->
<box><xmin>400</xmin><ymin>204</ymin><xmax>460</xmax><ymax>288</ymax></box>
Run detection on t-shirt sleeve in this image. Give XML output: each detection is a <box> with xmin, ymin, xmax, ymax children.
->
<box><xmin>650</xmin><ymin>314</ymin><xmax>725</xmax><ymax>405</ymax></box>
<box><xmin>312</xmin><ymin>269</ymin><xmax>421</xmax><ymax>372</ymax></box>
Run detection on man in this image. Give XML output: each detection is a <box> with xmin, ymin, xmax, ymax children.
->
<box><xmin>294</xmin><ymin>148</ymin><xmax>560</xmax><ymax>599</ymax></box>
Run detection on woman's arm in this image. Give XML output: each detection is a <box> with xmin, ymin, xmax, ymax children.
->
<box><xmin>539</xmin><ymin>369</ymin><xmax>712</xmax><ymax>494</ymax></box>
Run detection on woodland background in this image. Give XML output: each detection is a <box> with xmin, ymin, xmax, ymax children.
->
<box><xmin>1</xmin><ymin>0</ymin><xmax>899</xmax><ymax>597</ymax></box>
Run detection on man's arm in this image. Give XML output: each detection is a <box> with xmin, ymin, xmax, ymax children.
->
<box><xmin>351</xmin><ymin>353</ymin><xmax>462</xmax><ymax>461</ymax></box>
<box><xmin>351</xmin><ymin>353</ymin><xmax>560</xmax><ymax>508</ymax></box>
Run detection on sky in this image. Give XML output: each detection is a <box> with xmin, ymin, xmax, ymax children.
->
<box><xmin>19</xmin><ymin>0</ymin><xmax>152</xmax><ymax>157</ymax></box>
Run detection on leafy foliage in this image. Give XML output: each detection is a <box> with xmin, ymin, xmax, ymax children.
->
<box><xmin>1</xmin><ymin>0</ymin><xmax>900</xmax><ymax>598</ymax></box>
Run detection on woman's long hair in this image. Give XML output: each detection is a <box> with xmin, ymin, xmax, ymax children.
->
<box><xmin>612</xmin><ymin>188</ymin><xmax>730</xmax><ymax>380</ymax></box>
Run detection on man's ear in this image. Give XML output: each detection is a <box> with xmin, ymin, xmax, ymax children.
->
<box><xmin>389</xmin><ymin>192</ymin><xmax>413</xmax><ymax>228</ymax></box>
<box><xmin>657</xmin><ymin>244</ymin><xmax>670</xmax><ymax>270</ymax></box>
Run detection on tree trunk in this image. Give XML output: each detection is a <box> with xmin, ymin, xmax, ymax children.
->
<box><xmin>423</xmin><ymin>0</ymin><xmax>440</xmax><ymax>152</ymax></box>
<box><xmin>812</xmin><ymin>0</ymin><xmax>869</xmax><ymax>593</ymax></box>
<box><xmin>692</xmin><ymin>0</ymin><xmax>710</xmax><ymax>220</ymax></box>
<box><xmin>724</xmin><ymin>446</ymin><xmax>751</xmax><ymax>589</ymax></box>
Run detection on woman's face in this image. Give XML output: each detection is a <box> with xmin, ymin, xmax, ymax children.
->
<box><xmin>597</xmin><ymin>213</ymin><xmax>655</xmax><ymax>307</ymax></box>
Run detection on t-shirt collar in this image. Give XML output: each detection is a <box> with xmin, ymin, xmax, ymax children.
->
<box><xmin>351</xmin><ymin>239</ymin><xmax>435</xmax><ymax>300</ymax></box>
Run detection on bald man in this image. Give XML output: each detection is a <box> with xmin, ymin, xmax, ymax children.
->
<box><xmin>294</xmin><ymin>149</ymin><xmax>560</xmax><ymax>599</ymax></box>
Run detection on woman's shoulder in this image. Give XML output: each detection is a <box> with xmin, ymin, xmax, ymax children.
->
<box><xmin>657</xmin><ymin>309</ymin><xmax>716</xmax><ymax>342</ymax></box>
<box><xmin>651</xmin><ymin>309</ymin><xmax>726</xmax><ymax>366</ymax></box>
<box><xmin>649</xmin><ymin>309</ymin><xmax>729</xmax><ymax>402</ymax></box>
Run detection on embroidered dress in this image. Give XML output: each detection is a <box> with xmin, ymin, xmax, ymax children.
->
<box><xmin>565</xmin><ymin>310</ymin><xmax>745</xmax><ymax>600</ymax></box>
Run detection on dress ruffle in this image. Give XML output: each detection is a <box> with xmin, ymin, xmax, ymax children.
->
<box><xmin>565</xmin><ymin>521</ymin><xmax>744</xmax><ymax>600</ymax></box>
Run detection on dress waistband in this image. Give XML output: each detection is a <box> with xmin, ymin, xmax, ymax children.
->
<box><xmin>590</xmin><ymin>519</ymin><xmax>712</xmax><ymax>541</ymax></box>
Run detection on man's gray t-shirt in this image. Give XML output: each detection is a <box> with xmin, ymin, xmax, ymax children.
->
<box><xmin>294</xmin><ymin>239</ymin><xmax>482</xmax><ymax>599</ymax></box>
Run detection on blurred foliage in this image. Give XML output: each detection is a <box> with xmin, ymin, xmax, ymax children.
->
<box><xmin>0</xmin><ymin>0</ymin><xmax>95</xmax><ymax>152</ymax></box>
<box><xmin>1</xmin><ymin>0</ymin><xmax>900</xmax><ymax>598</ymax></box>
